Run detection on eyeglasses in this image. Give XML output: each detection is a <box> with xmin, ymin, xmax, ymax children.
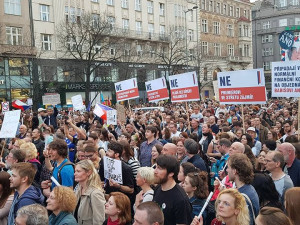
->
<box><xmin>85</xmin><ymin>154</ymin><xmax>94</xmax><ymax>158</ymax></box>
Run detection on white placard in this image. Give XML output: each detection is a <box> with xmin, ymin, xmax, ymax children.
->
<box><xmin>1</xmin><ymin>102</ymin><xmax>9</xmax><ymax>113</ymax></box>
<box><xmin>42</xmin><ymin>94</ymin><xmax>61</xmax><ymax>105</ymax></box>
<box><xmin>272</xmin><ymin>61</ymin><xmax>300</xmax><ymax>97</ymax></box>
<box><xmin>107</xmin><ymin>109</ymin><xmax>117</xmax><ymax>125</ymax></box>
<box><xmin>0</xmin><ymin>110</ymin><xmax>21</xmax><ymax>138</ymax></box>
<box><xmin>145</xmin><ymin>77</ymin><xmax>169</xmax><ymax>102</ymax></box>
<box><xmin>103</xmin><ymin>156</ymin><xmax>123</xmax><ymax>184</ymax></box>
<box><xmin>114</xmin><ymin>78</ymin><xmax>139</xmax><ymax>101</ymax></box>
<box><xmin>71</xmin><ymin>95</ymin><xmax>85</xmax><ymax>111</ymax></box>
<box><xmin>27</xmin><ymin>98</ymin><xmax>33</xmax><ymax>106</ymax></box>
<box><xmin>93</xmin><ymin>104</ymin><xmax>105</xmax><ymax>118</ymax></box>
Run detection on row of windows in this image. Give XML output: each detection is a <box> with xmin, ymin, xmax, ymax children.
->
<box><xmin>201</xmin><ymin>42</ymin><xmax>251</xmax><ymax>57</ymax></box>
<box><xmin>262</xmin><ymin>18</ymin><xmax>300</xmax><ymax>29</ymax></box>
<box><xmin>277</xmin><ymin>0</ymin><xmax>299</xmax><ymax>7</ymax></box>
<box><xmin>200</xmin><ymin>0</ymin><xmax>250</xmax><ymax>19</ymax></box>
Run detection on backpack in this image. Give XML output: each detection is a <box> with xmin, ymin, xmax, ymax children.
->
<box><xmin>57</xmin><ymin>160</ymin><xmax>76</xmax><ymax>187</ymax></box>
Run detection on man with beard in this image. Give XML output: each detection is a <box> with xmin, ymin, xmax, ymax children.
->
<box><xmin>153</xmin><ymin>155</ymin><xmax>192</xmax><ymax>225</ymax></box>
<box><xmin>280</xmin><ymin>121</ymin><xmax>295</xmax><ymax>143</ymax></box>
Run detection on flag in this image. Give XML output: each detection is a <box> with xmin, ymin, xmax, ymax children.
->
<box><xmin>100</xmin><ymin>92</ymin><xmax>105</xmax><ymax>104</ymax></box>
<box><xmin>12</xmin><ymin>100</ymin><xmax>30</xmax><ymax>111</ymax></box>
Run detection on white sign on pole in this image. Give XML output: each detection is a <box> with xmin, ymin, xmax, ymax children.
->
<box><xmin>103</xmin><ymin>156</ymin><xmax>123</xmax><ymax>184</ymax></box>
<box><xmin>115</xmin><ymin>78</ymin><xmax>139</xmax><ymax>102</ymax></box>
<box><xmin>145</xmin><ymin>77</ymin><xmax>169</xmax><ymax>102</ymax></box>
<box><xmin>1</xmin><ymin>102</ymin><xmax>9</xmax><ymax>113</ymax></box>
<box><xmin>0</xmin><ymin>110</ymin><xmax>21</xmax><ymax>138</ymax></box>
<box><xmin>71</xmin><ymin>95</ymin><xmax>85</xmax><ymax>111</ymax></box>
<box><xmin>42</xmin><ymin>94</ymin><xmax>61</xmax><ymax>105</ymax></box>
<box><xmin>272</xmin><ymin>61</ymin><xmax>300</xmax><ymax>97</ymax></box>
<box><xmin>107</xmin><ymin>109</ymin><xmax>117</xmax><ymax>125</ymax></box>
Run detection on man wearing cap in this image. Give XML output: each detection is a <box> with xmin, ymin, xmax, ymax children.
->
<box><xmin>38</xmin><ymin>108</ymin><xmax>47</xmax><ymax>127</ymax></box>
<box><xmin>247</xmin><ymin>127</ymin><xmax>261</xmax><ymax>157</ymax></box>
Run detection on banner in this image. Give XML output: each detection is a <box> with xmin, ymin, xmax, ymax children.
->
<box><xmin>217</xmin><ymin>69</ymin><xmax>266</xmax><ymax>104</ymax></box>
<box><xmin>169</xmin><ymin>71</ymin><xmax>200</xmax><ymax>102</ymax></box>
<box><xmin>103</xmin><ymin>156</ymin><xmax>123</xmax><ymax>184</ymax></box>
<box><xmin>42</xmin><ymin>94</ymin><xmax>61</xmax><ymax>105</ymax></box>
<box><xmin>115</xmin><ymin>78</ymin><xmax>139</xmax><ymax>102</ymax></box>
<box><xmin>272</xmin><ymin>61</ymin><xmax>300</xmax><ymax>97</ymax></box>
<box><xmin>1</xmin><ymin>102</ymin><xmax>9</xmax><ymax>113</ymax></box>
<box><xmin>107</xmin><ymin>109</ymin><xmax>117</xmax><ymax>125</ymax></box>
<box><xmin>0</xmin><ymin>110</ymin><xmax>21</xmax><ymax>138</ymax></box>
<box><xmin>145</xmin><ymin>77</ymin><xmax>169</xmax><ymax>102</ymax></box>
<box><xmin>71</xmin><ymin>95</ymin><xmax>85</xmax><ymax>111</ymax></box>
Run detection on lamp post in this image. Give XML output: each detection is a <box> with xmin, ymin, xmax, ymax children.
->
<box><xmin>184</xmin><ymin>5</ymin><xmax>198</xmax><ymax>72</ymax></box>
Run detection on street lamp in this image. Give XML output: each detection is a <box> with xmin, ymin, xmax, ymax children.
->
<box><xmin>184</xmin><ymin>5</ymin><xmax>198</xmax><ymax>72</ymax></box>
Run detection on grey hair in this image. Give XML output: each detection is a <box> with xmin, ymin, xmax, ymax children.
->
<box><xmin>16</xmin><ymin>204</ymin><xmax>48</xmax><ymax>225</ymax></box>
<box><xmin>184</xmin><ymin>138</ymin><xmax>199</xmax><ymax>155</ymax></box>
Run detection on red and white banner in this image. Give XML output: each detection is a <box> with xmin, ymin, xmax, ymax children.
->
<box><xmin>217</xmin><ymin>69</ymin><xmax>267</xmax><ymax>104</ymax></box>
<box><xmin>145</xmin><ymin>77</ymin><xmax>169</xmax><ymax>102</ymax></box>
<box><xmin>115</xmin><ymin>78</ymin><xmax>139</xmax><ymax>102</ymax></box>
<box><xmin>169</xmin><ymin>71</ymin><xmax>200</xmax><ymax>102</ymax></box>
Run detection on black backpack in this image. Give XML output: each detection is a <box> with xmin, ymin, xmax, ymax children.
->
<box><xmin>57</xmin><ymin>160</ymin><xmax>76</xmax><ymax>187</ymax></box>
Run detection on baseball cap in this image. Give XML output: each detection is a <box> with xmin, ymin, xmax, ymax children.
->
<box><xmin>38</xmin><ymin>108</ymin><xmax>46</xmax><ymax>112</ymax></box>
<box><xmin>247</xmin><ymin>127</ymin><xmax>256</xmax><ymax>132</ymax></box>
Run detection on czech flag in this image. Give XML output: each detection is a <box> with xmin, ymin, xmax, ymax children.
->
<box><xmin>12</xmin><ymin>100</ymin><xmax>30</xmax><ymax>111</ymax></box>
<box><xmin>93</xmin><ymin>103</ymin><xmax>114</xmax><ymax>121</ymax></box>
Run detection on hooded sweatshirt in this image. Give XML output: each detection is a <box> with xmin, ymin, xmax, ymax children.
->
<box><xmin>7</xmin><ymin>185</ymin><xmax>45</xmax><ymax>225</ymax></box>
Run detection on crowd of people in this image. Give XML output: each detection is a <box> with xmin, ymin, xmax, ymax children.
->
<box><xmin>0</xmin><ymin>98</ymin><xmax>299</xmax><ymax>225</ymax></box>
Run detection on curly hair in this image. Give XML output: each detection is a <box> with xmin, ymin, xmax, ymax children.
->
<box><xmin>216</xmin><ymin>188</ymin><xmax>249</xmax><ymax>225</ymax></box>
<box><xmin>109</xmin><ymin>192</ymin><xmax>131</xmax><ymax>224</ymax></box>
<box><xmin>20</xmin><ymin>142</ymin><xmax>38</xmax><ymax>161</ymax></box>
<box><xmin>52</xmin><ymin>186</ymin><xmax>77</xmax><ymax>213</ymax></box>
<box><xmin>186</xmin><ymin>171</ymin><xmax>209</xmax><ymax>199</ymax></box>
<box><xmin>228</xmin><ymin>153</ymin><xmax>254</xmax><ymax>184</ymax></box>
<box><xmin>48</xmin><ymin>139</ymin><xmax>68</xmax><ymax>158</ymax></box>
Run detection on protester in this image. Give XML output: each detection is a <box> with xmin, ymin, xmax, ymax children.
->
<box><xmin>176</xmin><ymin>140</ymin><xmax>189</xmax><ymax>164</ymax></box>
<box><xmin>151</xmin><ymin>144</ymin><xmax>163</xmax><ymax>168</ymax></box>
<box><xmin>184</xmin><ymin>139</ymin><xmax>207</xmax><ymax>171</ymax></box>
<box><xmin>255</xmin><ymin>150</ymin><xmax>268</xmax><ymax>172</ymax></box>
<box><xmin>133</xmin><ymin>202</ymin><xmax>164</xmax><ymax>225</ymax></box>
<box><xmin>161</xmin><ymin>143</ymin><xmax>177</xmax><ymax>156</ymax></box>
<box><xmin>199</xmin><ymin>123</ymin><xmax>214</xmax><ymax>154</ymax></box>
<box><xmin>178</xmin><ymin>162</ymin><xmax>199</xmax><ymax>187</ymax></box>
<box><xmin>285</xmin><ymin>187</ymin><xmax>300</xmax><ymax>225</ymax></box>
<box><xmin>74</xmin><ymin>159</ymin><xmax>106</xmax><ymax>225</ymax></box>
<box><xmin>119</xmin><ymin>140</ymin><xmax>140</xmax><ymax>178</ymax></box>
<box><xmin>15</xmin><ymin>204</ymin><xmax>48</xmax><ymax>225</ymax></box>
<box><xmin>44</xmin><ymin>106</ymin><xmax>58</xmax><ymax>129</ymax></box>
<box><xmin>47</xmin><ymin>186</ymin><xmax>77</xmax><ymax>225</ymax></box>
<box><xmin>104</xmin><ymin>192</ymin><xmax>131</xmax><ymax>225</ymax></box>
<box><xmin>0</xmin><ymin>172</ymin><xmax>14</xmax><ymax>225</ymax></box>
<box><xmin>0</xmin><ymin>149</ymin><xmax>26</xmax><ymax>174</ymax></box>
<box><xmin>255</xmin><ymin>207</ymin><xmax>293</xmax><ymax>225</ymax></box>
<box><xmin>31</xmin><ymin>129</ymin><xmax>45</xmax><ymax>163</ymax></box>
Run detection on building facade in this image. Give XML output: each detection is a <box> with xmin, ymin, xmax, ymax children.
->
<box><xmin>252</xmin><ymin>0</ymin><xmax>300</xmax><ymax>91</ymax></box>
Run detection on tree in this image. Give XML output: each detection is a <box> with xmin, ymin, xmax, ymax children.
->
<box><xmin>56</xmin><ymin>12</ymin><xmax>119</xmax><ymax>106</ymax></box>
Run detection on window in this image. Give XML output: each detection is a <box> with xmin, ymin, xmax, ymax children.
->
<box><xmin>9</xmin><ymin>58</ymin><xmax>29</xmax><ymax>76</ymax></box>
<box><xmin>262</xmin><ymin>21</ymin><xmax>270</xmax><ymax>29</ymax></box>
<box><xmin>107</xmin><ymin>0</ymin><xmax>114</xmax><ymax>6</ymax></box>
<box><xmin>149</xmin><ymin>45</ymin><xmax>156</xmax><ymax>58</ymax></box>
<box><xmin>263</xmin><ymin>62</ymin><xmax>270</xmax><ymax>71</ymax></box>
<box><xmin>91</xmin><ymin>0</ymin><xmax>98</xmax><ymax>2</ymax></box>
<box><xmin>40</xmin><ymin>5</ymin><xmax>50</xmax><ymax>21</ymax></box>
<box><xmin>108</xmin><ymin>17</ymin><xmax>115</xmax><ymax>29</ymax></box>
<box><xmin>209</xmin><ymin>1</ymin><xmax>213</xmax><ymax>11</ymax></box>
<box><xmin>147</xmin><ymin>1</ymin><xmax>153</xmax><ymax>14</ymax></box>
<box><xmin>227</xmin><ymin>44</ymin><xmax>234</xmax><ymax>56</ymax></box>
<box><xmin>243</xmin><ymin>44</ymin><xmax>250</xmax><ymax>57</ymax></box>
<box><xmin>244</xmin><ymin>9</ymin><xmax>247</xmax><ymax>18</ymax></box>
<box><xmin>159</xmin><ymin>3</ymin><xmax>165</xmax><ymax>16</ymax></box>
<box><xmin>148</xmin><ymin>23</ymin><xmax>154</xmax><ymax>36</ymax></box>
<box><xmin>292</xmin><ymin>0</ymin><xmax>299</xmax><ymax>5</ymax></box>
<box><xmin>262</xmin><ymin>34</ymin><xmax>273</xmax><ymax>43</ymax></box>
<box><xmin>189</xmin><ymin>49</ymin><xmax>195</xmax><ymax>60</ymax></box>
<box><xmin>296</xmin><ymin>18</ymin><xmax>300</xmax><ymax>25</ymax></box>
<box><xmin>227</xmin><ymin>24</ymin><xmax>234</xmax><ymax>37</ymax></box>
<box><xmin>236</xmin><ymin>8</ymin><xmax>240</xmax><ymax>17</ymax></box>
<box><xmin>201</xmin><ymin>0</ymin><xmax>206</xmax><ymax>10</ymax></box>
<box><xmin>202</xmin><ymin>42</ymin><xmax>208</xmax><ymax>55</ymax></box>
<box><xmin>70</xmin><ymin>7</ymin><xmax>76</xmax><ymax>23</ymax></box>
<box><xmin>244</xmin><ymin>25</ymin><xmax>249</xmax><ymax>37</ymax></box>
<box><xmin>202</xmin><ymin>20</ymin><xmax>208</xmax><ymax>33</ymax></box>
<box><xmin>135</xmin><ymin>0</ymin><xmax>141</xmax><ymax>11</ymax></box>
<box><xmin>92</xmin><ymin>14</ymin><xmax>99</xmax><ymax>27</ymax></box>
<box><xmin>216</xmin><ymin>2</ymin><xmax>220</xmax><ymax>13</ymax></box>
<box><xmin>136</xmin><ymin>21</ymin><xmax>142</xmax><ymax>34</ymax></box>
<box><xmin>110</xmin><ymin>45</ymin><xmax>116</xmax><ymax>55</ymax></box>
<box><xmin>4</xmin><ymin>0</ymin><xmax>21</xmax><ymax>15</ymax></box>
<box><xmin>6</xmin><ymin>26</ymin><xmax>22</xmax><ymax>45</ymax></box>
<box><xmin>67</xmin><ymin>37</ymin><xmax>77</xmax><ymax>51</ymax></box>
<box><xmin>279</xmin><ymin>0</ymin><xmax>287</xmax><ymax>7</ymax></box>
<box><xmin>262</xmin><ymin>48</ymin><xmax>273</xmax><ymax>56</ymax></box>
<box><xmin>93</xmin><ymin>41</ymin><xmax>102</xmax><ymax>54</ymax></box>
<box><xmin>124</xmin><ymin>43</ymin><xmax>131</xmax><ymax>56</ymax></box>
<box><xmin>223</xmin><ymin>4</ymin><xmax>227</xmax><ymax>15</ymax></box>
<box><xmin>122</xmin><ymin>19</ymin><xmax>129</xmax><ymax>30</ymax></box>
<box><xmin>136</xmin><ymin>44</ymin><xmax>143</xmax><ymax>56</ymax></box>
<box><xmin>279</xmin><ymin>19</ymin><xmax>287</xmax><ymax>27</ymax></box>
<box><xmin>160</xmin><ymin>25</ymin><xmax>165</xmax><ymax>37</ymax></box>
<box><xmin>214</xmin><ymin>43</ymin><xmax>221</xmax><ymax>56</ymax></box>
<box><xmin>213</xmin><ymin>22</ymin><xmax>220</xmax><ymax>35</ymax></box>
<box><xmin>122</xmin><ymin>0</ymin><xmax>128</xmax><ymax>8</ymax></box>
<box><xmin>188</xmin><ymin>30</ymin><xmax>194</xmax><ymax>41</ymax></box>
<box><xmin>229</xmin><ymin>6</ymin><xmax>233</xmax><ymax>16</ymax></box>
<box><xmin>41</xmin><ymin>34</ymin><xmax>51</xmax><ymax>50</ymax></box>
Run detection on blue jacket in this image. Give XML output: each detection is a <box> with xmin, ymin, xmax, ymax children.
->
<box><xmin>187</xmin><ymin>154</ymin><xmax>207</xmax><ymax>172</ymax></box>
<box><xmin>7</xmin><ymin>185</ymin><xmax>45</xmax><ymax>225</ymax></box>
<box><xmin>49</xmin><ymin>212</ymin><xmax>78</xmax><ymax>225</ymax></box>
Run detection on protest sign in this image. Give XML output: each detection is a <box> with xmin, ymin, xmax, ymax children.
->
<box><xmin>0</xmin><ymin>110</ymin><xmax>21</xmax><ymax>138</ymax></box>
<box><xmin>1</xmin><ymin>102</ymin><xmax>9</xmax><ymax>113</ymax></box>
<box><xmin>213</xmin><ymin>80</ymin><xmax>219</xmax><ymax>101</ymax></box>
<box><xmin>116</xmin><ymin>104</ymin><xmax>126</xmax><ymax>123</ymax></box>
<box><xmin>272</xmin><ymin>61</ymin><xmax>300</xmax><ymax>97</ymax></box>
<box><xmin>115</xmin><ymin>78</ymin><xmax>139</xmax><ymax>102</ymax></box>
<box><xmin>217</xmin><ymin>69</ymin><xmax>266</xmax><ymax>104</ymax></box>
<box><xmin>169</xmin><ymin>71</ymin><xmax>200</xmax><ymax>102</ymax></box>
<box><xmin>145</xmin><ymin>77</ymin><xmax>169</xmax><ymax>102</ymax></box>
<box><xmin>107</xmin><ymin>109</ymin><xmax>117</xmax><ymax>125</ymax></box>
<box><xmin>93</xmin><ymin>104</ymin><xmax>105</xmax><ymax>118</ymax></box>
<box><xmin>27</xmin><ymin>98</ymin><xmax>33</xmax><ymax>106</ymax></box>
<box><xmin>103</xmin><ymin>156</ymin><xmax>123</xmax><ymax>184</ymax></box>
<box><xmin>71</xmin><ymin>95</ymin><xmax>85</xmax><ymax>111</ymax></box>
<box><xmin>42</xmin><ymin>94</ymin><xmax>61</xmax><ymax>105</ymax></box>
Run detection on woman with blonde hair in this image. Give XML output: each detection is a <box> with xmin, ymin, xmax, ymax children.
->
<box><xmin>285</xmin><ymin>187</ymin><xmax>300</xmax><ymax>225</ymax></box>
<box><xmin>74</xmin><ymin>159</ymin><xmax>106</xmax><ymax>225</ymax></box>
<box><xmin>212</xmin><ymin>188</ymin><xmax>249</xmax><ymax>225</ymax></box>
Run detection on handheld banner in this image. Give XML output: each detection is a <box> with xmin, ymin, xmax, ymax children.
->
<box><xmin>115</xmin><ymin>78</ymin><xmax>139</xmax><ymax>102</ymax></box>
<box><xmin>145</xmin><ymin>77</ymin><xmax>169</xmax><ymax>102</ymax></box>
<box><xmin>217</xmin><ymin>69</ymin><xmax>266</xmax><ymax>104</ymax></box>
<box><xmin>0</xmin><ymin>110</ymin><xmax>21</xmax><ymax>138</ymax></box>
<box><xmin>169</xmin><ymin>71</ymin><xmax>200</xmax><ymax>102</ymax></box>
<box><xmin>103</xmin><ymin>156</ymin><xmax>123</xmax><ymax>184</ymax></box>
